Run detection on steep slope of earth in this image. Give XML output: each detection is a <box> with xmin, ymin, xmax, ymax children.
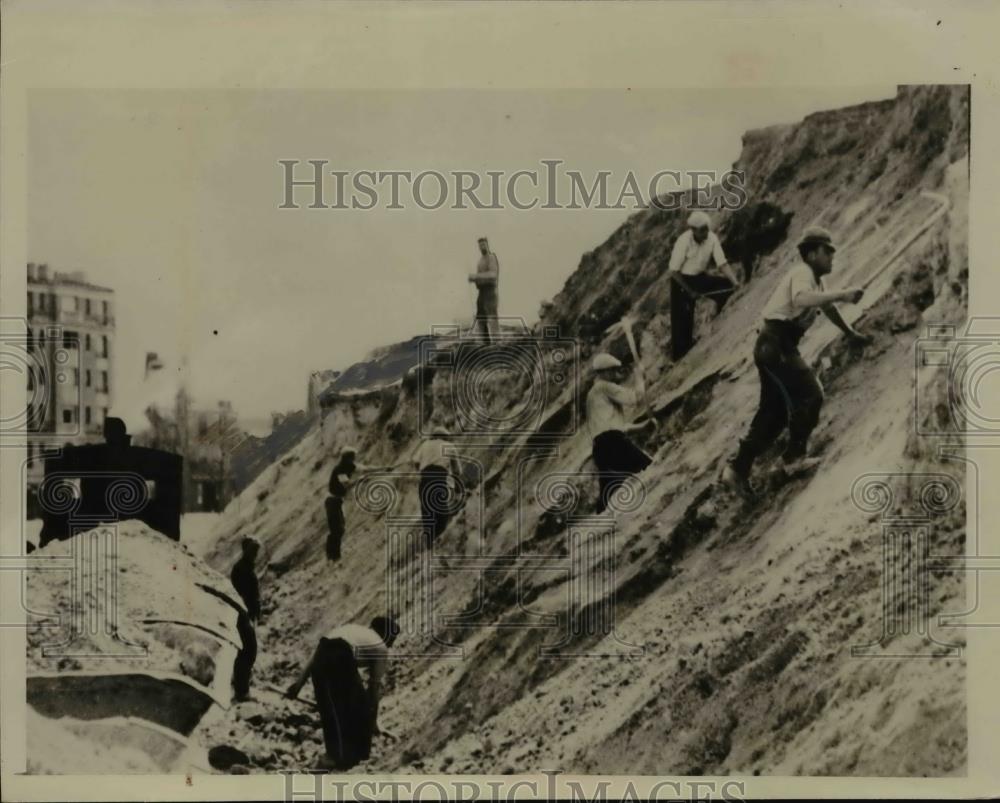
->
<box><xmin>199</xmin><ymin>85</ymin><xmax>969</xmax><ymax>776</ymax></box>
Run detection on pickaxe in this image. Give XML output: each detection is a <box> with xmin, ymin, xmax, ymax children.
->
<box><xmin>604</xmin><ymin>314</ymin><xmax>657</xmax><ymax>431</ymax></box>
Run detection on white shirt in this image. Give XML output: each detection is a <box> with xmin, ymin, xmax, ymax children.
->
<box><xmin>762</xmin><ymin>262</ymin><xmax>826</xmax><ymax>331</ymax></box>
<box><xmin>668</xmin><ymin>229</ymin><xmax>728</xmax><ymax>276</ymax></box>
<box><xmin>323</xmin><ymin>623</ymin><xmax>388</xmax><ymax>687</ymax></box>
<box><xmin>586</xmin><ymin>379</ymin><xmax>637</xmax><ymax>438</ymax></box>
<box><xmin>475</xmin><ymin>252</ymin><xmax>499</xmax><ymax>289</ymax></box>
<box><xmin>412</xmin><ymin>438</ymin><xmax>454</xmax><ymax>471</ymax></box>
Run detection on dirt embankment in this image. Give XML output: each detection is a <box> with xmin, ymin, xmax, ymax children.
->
<box><xmin>201</xmin><ymin>85</ymin><xmax>969</xmax><ymax>776</ymax></box>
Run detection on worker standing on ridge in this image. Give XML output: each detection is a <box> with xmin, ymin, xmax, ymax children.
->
<box><xmin>586</xmin><ymin>353</ymin><xmax>655</xmax><ymax>514</ymax></box>
<box><xmin>325</xmin><ymin>446</ymin><xmax>395</xmax><ymax>562</ymax></box>
<box><xmin>668</xmin><ymin>210</ymin><xmax>742</xmax><ymax>361</ymax></box>
<box><xmin>469</xmin><ymin>236</ymin><xmax>500</xmax><ymax>344</ymax></box>
<box><xmin>721</xmin><ymin>226</ymin><xmax>872</xmax><ymax>498</ymax></box>
<box><xmin>285</xmin><ymin>616</ymin><xmax>401</xmax><ymax>771</ymax></box>
<box><xmin>230</xmin><ymin>536</ymin><xmax>260</xmax><ymax>702</ymax></box>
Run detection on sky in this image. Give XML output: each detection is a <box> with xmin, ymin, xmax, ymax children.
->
<box><xmin>28</xmin><ymin>86</ymin><xmax>895</xmax><ymax>431</ymax></box>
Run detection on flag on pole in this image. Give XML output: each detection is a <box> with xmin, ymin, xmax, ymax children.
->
<box><xmin>144</xmin><ymin>352</ymin><xmax>164</xmax><ymax>379</ymax></box>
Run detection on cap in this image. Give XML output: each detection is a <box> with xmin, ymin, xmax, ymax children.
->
<box><xmin>592</xmin><ymin>353</ymin><xmax>623</xmax><ymax>372</ymax></box>
<box><xmin>687</xmin><ymin>210</ymin><xmax>711</xmax><ymax>229</ymax></box>
<box><xmin>798</xmin><ymin>226</ymin><xmax>837</xmax><ymax>252</ymax></box>
<box><xmin>477</xmin><ymin>236</ymin><xmax>489</xmax><ymax>243</ymax></box>
<box><xmin>340</xmin><ymin>445</ymin><xmax>358</xmax><ymax>457</ymax></box>
<box><xmin>241</xmin><ymin>535</ymin><xmax>259</xmax><ymax>551</ymax></box>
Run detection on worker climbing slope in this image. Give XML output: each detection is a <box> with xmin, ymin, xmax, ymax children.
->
<box><xmin>585</xmin><ymin>343</ymin><xmax>656</xmax><ymax>514</ymax></box>
<box><xmin>668</xmin><ymin>210</ymin><xmax>743</xmax><ymax>361</ymax></box>
<box><xmin>721</xmin><ymin>226</ymin><xmax>872</xmax><ymax>498</ymax></box>
<box><xmin>230</xmin><ymin>535</ymin><xmax>261</xmax><ymax>702</ymax></box>
<box><xmin>324</xmin><ymin>445</ymin><xmax>397</xmax><ymax>562</ymax></box>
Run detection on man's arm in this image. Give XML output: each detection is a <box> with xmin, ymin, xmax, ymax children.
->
<box><xmin>822</xmin><ymin>303</ymin><xmax>872</xmax><ymax>343</ymax></box>
<box><xmin>794</xmin><ymin>286</ymin><xmax>863</xmax><ymax>309</ymax></box>
<box><xmin>667</xmin><ymin>234</ymin><xmax>687</xmax><ymax>273</ymax></box>
<box><xmin>231</xmin><ymin>564</ymin><xmax>260</xmax><ymax>623</ymax></box>
<box><xmin>285</xmin><ymin>645</ymin><xmax>318</xmax><ymax>698</ymax></box>
<box><xmin>712</xmin><ymin>236</ymin><xmax>741</xmax><ymax>286</ymax></box>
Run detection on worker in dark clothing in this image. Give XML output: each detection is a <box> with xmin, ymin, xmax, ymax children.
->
<box><xmin>230</xmin><ymin>536</ymin><xmax>260</xmax><ymax>702</ymax></box>
<box><xmin>722</xmin><ymin>226</ymin><xmax>872</xmax><ymax>497</ymax></box>
<box><xmin>286</xmin><ymin>616</ymin><xmax>400</xmax><ymax>770</ymax></box>
<box><xmin>668</xmin><ymin>211</ymin><xmax>742</xmax><ymax>361</ymax></box>
<box><xmin>408</xmin><ymin>425</ymin><xmax>463</xmax><ymax>545</ymax></box>
<box><xmin>325</xmin><ymin>446</ymin><xmax>396</xmax><ymax>562</ymax></box>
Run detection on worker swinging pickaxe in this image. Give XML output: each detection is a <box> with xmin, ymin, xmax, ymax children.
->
<box><xmin>604</xmin><ymin>314</ymin><xmax>658</xmax><ymax>433</ymax></box>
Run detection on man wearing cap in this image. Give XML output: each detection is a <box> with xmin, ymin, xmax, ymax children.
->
<box><xmin>722</xmin><ymin>226</ymin><xmax>872</xmax><ymax>497</ymax></box>
<box><xmin>469</xmin><ymin>236</ymin><xmax>500</xmax><ymax>344</ymax></box>
<box><xmin>668</xmin><ymin>211</ymin><xmax>742</xmax><ymax>361</ymax></box>
<box><xmin>285</xmin><ymin>616</ymin><xmax>400</xmax><ymax>770</ymax></box>
<box><xmin>586</xmin><ymin>353</ymin><xmax>655</xmax><ymax>513</ymax></box>
<box><xmin>230</xmin><ymin>535</ymin><xmax>261</xmax><ymax>701</ymax></box>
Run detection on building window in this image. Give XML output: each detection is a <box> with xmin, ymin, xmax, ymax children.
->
<box><xmin>86</xmin><ymin>370</ymin><xmax>92</xmax><ymax>387</ymax></box>
<box><xmin>37</xmin><ymin>294</ymin><xmax>45</xmax><ymax>313</ymax></box>
<box><xmin>27</xmin><ymin>292</ymin><xmax>33</xmax><ymax>315</ymax></box>
<box><xmin>62</xmin><ymin>409</ymin><xmax>73</xmax><ymax>424</ymax></box>
<box><xmin>102</xmin><ymin>300</ymin><xmax>110</xmax><ymax>321</ymax></box>
<box><xmin>101</xmin><ymin>335</ymin><xmax>109</xmax><ymax>357</ymax></box>
<box><xmin>101</xmin><ymin>371</ymin><xmax>109</xmax><ymax>393</ymax></box>
<box><xmin>85</xmin><ymin>333</ymin><xmax>92</xmax><ymax>351</ymax></box>
<box><xmin>73</xmin><ymin>368</ymin><xmax>79</xmax><ymax>387</ymax></box>
<box><xmin>63</xmin><ymin>330</ymin><xmax>79</xmax><ymax>349</ymax></box>
<box><xmin>85</xmin><ymin>407</ymin><xmax>92</xmax><ymax>425</ymax></box>
<box><xmin>85</xmin><ymin>298</ymin><xmax>92</xmax><ymax>315</ymax></box>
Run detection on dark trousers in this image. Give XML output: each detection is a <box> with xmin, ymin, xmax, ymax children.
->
<box><xmin>474</xmin><ymin>289</ymin><xmax>499</xmax><ymax>343</ymax></box>
<box><xmin>731</xmin><ymin>320</ymin><xmax>824</xmax><ymax>476</ymax></box>
<box><xmin>311</xmin><ymin>638</ymin><xmax>373</xmax><ymax>769</ymax></box>
<box><xmin>419</xmin><ymin>465</ymin><xmax>452</xmax><ymax>544</ymax></box>
<box><xmin>325</xmin><ymin>496</ymin><xmax>345</xmax><ymax>561</ymax></box>
<box><xmin>592</xmin><ymin>430</ymin><xmax>652</xmax><ymax>513</ymax></box>
<box><xmin>670</xmin><ymin>273</ymin><xmax>735</xmax><ymax>361</ymax></box>
<box><xmin>232</xmin><ymin>611</ymin><xmax>257</xmax><ymax>700</ymax></box>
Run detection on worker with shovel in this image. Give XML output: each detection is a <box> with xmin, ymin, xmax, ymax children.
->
<box><xmin>668</xmin><ymin>210</ymin><xmax>742</xmax><ymax>360</ymax></box>
<box><xmin>587</xmin><ymin>316</ymin><xmax>656</xmax><ymax>513</ymax></box>
<box><xmin>285</xmin><ymin>616</ymin><xmax>401</xmax><ymax>771</ymax></box>
<box><xmin>721</xmin><ymin>226</ymin><xmax>872</xmax><ymax>498</ymax></box>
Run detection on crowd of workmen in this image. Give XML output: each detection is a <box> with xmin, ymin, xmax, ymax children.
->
<box><xmin>231</xmin><ymin>215</ymin><xmax>872</xmax><ymax>770</ymax></box>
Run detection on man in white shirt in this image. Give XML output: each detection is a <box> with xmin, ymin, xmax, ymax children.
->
<box><xmin>668</xmin><ymin>210</ymin><xmax>742</xmax><ymax>360</ymax></box>
<box><xmin>585</xmin><ymin>352</ymin><xmax>655</xmax><ymax>513</ymax></box>
<box><xmin>286</xmin><ymin>616</ymin><xmax>400</xmax><ymax>770</ymax></box>
<box><xmin>409</xmin><ymin>425</ymin><xmax>462</xmax><ymax>544</ymax></box>
<box><xmin>469</xmin><ymin>236</ymin><xmax>500</xmax><ymax>344</ymax></box>
<box><xmin>722</xmin><ymin>226</ymin><xmax>872</xmax><ymax>497</ymax></box>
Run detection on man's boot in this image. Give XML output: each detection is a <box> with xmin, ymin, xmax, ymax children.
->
<box><xmin>720</xmin><ymin>462</ymin><xmax>755</xmax><ymax>499</ymax></box>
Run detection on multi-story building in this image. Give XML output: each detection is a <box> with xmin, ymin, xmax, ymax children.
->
<box><xmin>26</xmin><ymin>263</ymin><xmax>115</xmax><ymax>514</ymax></box>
